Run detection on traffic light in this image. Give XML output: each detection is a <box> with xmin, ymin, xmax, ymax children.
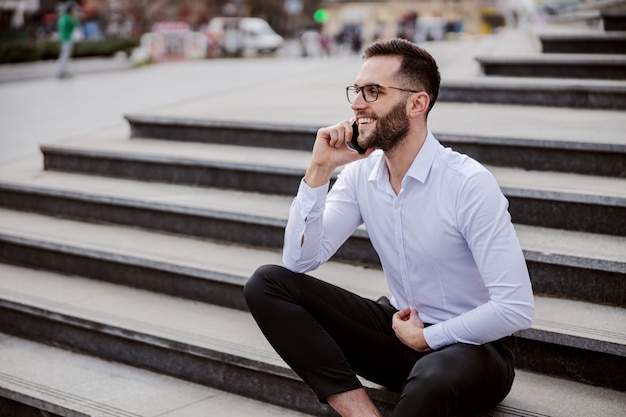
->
<box><xmin>313</xmin><ymin>8</ymin><xmax>329</xmax><ymax>23</ymax></box>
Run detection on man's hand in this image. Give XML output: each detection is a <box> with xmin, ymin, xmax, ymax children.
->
<box><xmin>392</xmin><ymin>308</ymin><xmax>432</xmax><ymax>352</ymax></box>
<box><xmin>304</xmin><ymin>119</ymin><xmax>374</xmax><ymax>188</ymax></box>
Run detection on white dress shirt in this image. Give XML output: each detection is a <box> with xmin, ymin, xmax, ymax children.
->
<box><xmin>283</xmin><ymin>131</ymin><xmax>534</xmax><ymax>350</ymax></box>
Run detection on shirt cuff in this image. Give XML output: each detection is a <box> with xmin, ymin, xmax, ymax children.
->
<box><xmin>423</xmin><ymin>323</ymin><xmax>453</xmax><ymax>351</ymax></box>
<box><xmin>297</xmin><ymin>178</ymin><xmax>328</xmax><ymax>219</ymax></box>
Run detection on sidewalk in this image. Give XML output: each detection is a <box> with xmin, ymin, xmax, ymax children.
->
<box><xmin>0</xmin><ymin>54</ymin><xmax>133</xmax><ymax>84</ymax></box>
<box><xmin>0</xmin><ymin>55</ymin><xmax>361</xmax><ymax>164</ymax></box>
<box><xmin>2</xmin><ymin>25</ymin><xmax>618</xmax><ymax>166</ymax></box>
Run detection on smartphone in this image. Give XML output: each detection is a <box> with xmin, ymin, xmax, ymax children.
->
<box><xmin>348</xmin><ymin>121</ymin><xmax>367</xmax><ymax>154</ymax></box>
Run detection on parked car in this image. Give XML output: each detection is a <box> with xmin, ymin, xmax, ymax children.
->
<box><xmin>206</xmin><ymin>17</ymin><xmax>284</xmax><ymax>56</ymax></box>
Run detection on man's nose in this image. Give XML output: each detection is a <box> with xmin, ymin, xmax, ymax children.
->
<box><xmin>350</xmin><ymin>92</ymin><xmax>367</xmax><ymax>111</ymax></box>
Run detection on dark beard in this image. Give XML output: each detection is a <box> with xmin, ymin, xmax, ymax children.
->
<box><xmin>363</xmin><ymin>100</ymin><xmax>410</xmax><ymax>152</ymax></box>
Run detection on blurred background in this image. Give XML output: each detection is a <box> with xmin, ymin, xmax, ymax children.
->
<box><xmin>1</xmin><ymin>0</ymin><xmax>619</xmax><ymax>65</ymax></box>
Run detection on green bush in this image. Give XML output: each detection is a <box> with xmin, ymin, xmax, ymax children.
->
<box><xmin>73</xmin><ymin>39</ymin><xmax>139</xmax><ymax>58</ymax></box>
<box><xmin>0</xmin><ymin>38</ymin><xmax>139</xmax><ymax>64</ymax></box>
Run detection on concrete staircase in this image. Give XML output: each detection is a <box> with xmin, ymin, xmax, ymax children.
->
<box><xmin>1</xmin><ymin>23</ymin><xmax>625</xmax><ymax>417</ymax></box>
<box><xmin>455</xmin><ymin>9</ymin><xmax>626</xmax><ymax>109</ymax></box>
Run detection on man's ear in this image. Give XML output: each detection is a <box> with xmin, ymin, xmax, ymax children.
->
<box><xmin>408</xmin><ymin>92</ymin><xmax>430</xmax><ymax>117</ymax></box>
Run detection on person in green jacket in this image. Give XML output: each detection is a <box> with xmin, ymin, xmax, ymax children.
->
<box><xmin>56</xmin><ymin>3</ymin><xmax>79</xmax><ymax>79</ymax></box>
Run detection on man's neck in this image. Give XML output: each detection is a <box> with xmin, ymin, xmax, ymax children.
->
<box><xmin>384</xmin><ymin>126</ymin><xmax>428</xmax><ymax>195</ymax></box>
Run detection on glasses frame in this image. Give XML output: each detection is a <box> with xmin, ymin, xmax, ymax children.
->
<box><xmin>346</xmin><ymin>84</ymin><xmax>420</xmax><ymax>103</ymax></box>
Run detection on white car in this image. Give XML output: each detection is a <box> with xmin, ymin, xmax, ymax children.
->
<box><xmin>207</xmin><ymin>17</ymin><xmax>285</xmax><ymax>56</ymax></box>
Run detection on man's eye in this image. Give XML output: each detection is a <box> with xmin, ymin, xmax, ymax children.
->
<box><xmin>364</xmin><ymin>86</ymin><xmax>378</xmax><ymax>95</ymax></box>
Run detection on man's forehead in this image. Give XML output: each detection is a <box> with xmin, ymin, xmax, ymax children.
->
<box><xmin>355</xmin><ymin>56</ymin><xmax>401</xmax><ymax>85</ymax></box>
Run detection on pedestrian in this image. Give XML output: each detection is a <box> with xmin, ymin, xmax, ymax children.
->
<box><xmin>56</xmin><ymin>2</ymin><xmax>79</xmax><ymax>79</ymax></box>
<box><xmin>244</xmin><ymin>38</ymin><xmax>535</xmax><ymax>417</ymax></box>
<box><xmin>320</xmin><ymin>32</ymin><xmax>333</xmax><ymax>56</ymax></box>
<box><xmin>351</xmin><ymin>26</ymin><xmax>362</xmax><ymax>54</ymax></box>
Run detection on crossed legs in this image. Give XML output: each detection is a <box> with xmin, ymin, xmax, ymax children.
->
<box><xmin>244</xmin><ymin>265</ymin><xmax>514</xmax><ymax>417</ymax></box>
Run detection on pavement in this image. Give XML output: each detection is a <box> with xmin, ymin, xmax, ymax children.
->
<box><xmin>0</xmin><ymin>24</ymin><xmax>622</xmax><ymax>166</ymax></box>
<box><xmin>0</xmin><ymin>27</ymin><xmax>534</xmax><ymax>163</ymax></box>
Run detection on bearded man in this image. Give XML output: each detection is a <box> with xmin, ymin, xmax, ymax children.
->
<box><xmin>244</xmin><ymin>38</ymin><xmax>534</xmax><ymax>417</ymax></box>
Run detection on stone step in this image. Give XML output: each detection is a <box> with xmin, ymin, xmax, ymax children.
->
<box><xmin>0</xmin><ymin>210</ymin><xmax>624</xmax><ymax>393</ymax></box>
<box><xmin>476</xmin><ymin>54</ymin><xmax>626</xmax><ymax>80</ymax></box>
<box><xmin>35</xmin><ymin>138</ymin><xmax>626</xmax><ymax>236</ymax></box>
<box><xmin>601</xmin><ymin>10</ymin><xmax>626</xmax><ymax>31</ymax></box>
<box><xmin>540</xmin><ymin>0</ymin><xmax>626</xmax><ymax>26</ymax></box>
<box><xmin>125</xmin><ymin>114</ymin><xmax>626</xmax><ymax>178</ymax></box>
<box><xmin>0</xmin><ymin>263</ymin><xmax>624</xmax><ymax>415</ymax></box>
<box><xmin>438</xmin><ymin>76</ymin><xmax>626</xmax><ymax>109</ymax></box>
<box><xmin>0</xmin><ymin>166</ymin><xmax>624</xmax><ymax>306</ymax></box>
<box><xmin>0</xmin><ymin>193</ymin><xmax>623</xmax><ymax>307</ymax></box>
<box><xmin>539</xmin><ymin>32</ymin><xmax>626</xmax><ymax>54</ymax></box>
<box><xmin>0</xmin><ymin>333</ymin><xmax>312</xmax><ymax>417</ymax></box>
<box><xmin>0</xmin><ymin>206</ymin><xmax>375</xmax><ymax>310</ymax></box>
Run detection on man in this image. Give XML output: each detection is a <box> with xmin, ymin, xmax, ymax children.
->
<box><xmin>56</xmin><ymin>2</ymin><xmax>78</xmax><ymax>79</ymax></box>
<box><xmin>244</xmin><ymin>38</ymin><xmax>534</xmax><ymax>417</ymax></box>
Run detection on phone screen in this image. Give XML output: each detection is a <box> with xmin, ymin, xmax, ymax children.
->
<box><xmin>348</xmin><ymin>121</ymin><xmax>367</xmax><ymax>154</ymax></box>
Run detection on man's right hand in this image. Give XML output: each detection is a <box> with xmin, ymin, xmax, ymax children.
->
<box><xmin>392</xmin><ymin>308</ymin><xmax>432</xmax><ymax>352</ymax></box>
<box><xmin>304</xmin><ymin>120</ymin><xmax>373</xmax><ymax>188</ymax></box>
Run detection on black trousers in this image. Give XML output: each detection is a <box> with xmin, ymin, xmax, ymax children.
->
<box><xmin>244</xmin><ymin>265</ymin><xmax>515</xmax><ymax>417</ymax></box>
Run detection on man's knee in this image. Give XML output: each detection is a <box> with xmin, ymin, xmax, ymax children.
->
<box><xmin>243</xmin><ymin>264</ymin><xmax>278</xmax><ymax>298</ymax></box>
<box><xmin>243</xmin><ymin>264</ymin><xmax>285</xmax><ymax>308</ymax></box>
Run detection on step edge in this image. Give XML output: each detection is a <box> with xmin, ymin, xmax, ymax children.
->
<box><xmin>0</xmin><ymin>232</ymin><xmax>246</xmax><ymax>287</ymax></box>
<box><xmin>0</xmin><ymin>181</ymin><xmax>288</xmax><ymax>227</ymax></box>
<box><xmin>0</xmin><ymin>297</ymin><xmax>296</xmax><ymax>381</ymax></box>
<box><xmin>0</xmin><ymin>188</ymin><xmax>623</xmax><ymax>272</ymax></box>
<box><xmin>125</xmin><ymin>113</ymin><xmax>320</xmax><ymax>135</ymax></box>
<box><xmin>124</xmin><ymin>114</ymin><xmax>626</xmax><ymax>152</ymax></box>
<box><xmin>0</xmin><ymin>374</ymin><xmax>137</xmax><ymax>417</ymax></box>
<box><xmin>0</xmin><ymin>249</ymin><xmax>623</xmax><ymax>355</ymax></box>
<box><xmin>40</xmin><ymin>145</ymin><xmax>308</xmax><ymax>177</ymax></box>
<box><xmin>34</xmin><ymin>146</ymin><xmax>626</xmax><ymax>205</ymax></box>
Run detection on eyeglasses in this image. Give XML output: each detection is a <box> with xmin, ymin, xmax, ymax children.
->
<box><xmin>346</xmin><ymin>84</ymin><xmax>419</xmax><ymax>103</ymax></box>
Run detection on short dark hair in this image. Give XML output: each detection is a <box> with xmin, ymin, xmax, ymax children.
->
<box><xmin>364</xmin><ymin>38</ymin><xmax>441</xmax><ymax>115</ymax></box>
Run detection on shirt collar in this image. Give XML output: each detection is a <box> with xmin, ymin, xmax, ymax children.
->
<box><xmin>369</xmin><ymin>130</ymin><xmax>439</xmax><ymax>186</ymax></box>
